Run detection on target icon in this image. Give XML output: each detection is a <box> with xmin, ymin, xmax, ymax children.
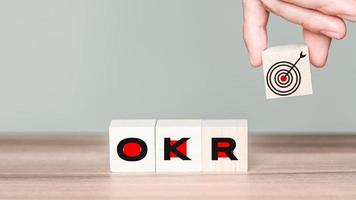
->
<box><xmin>266</xmin><ymin>51</ymin><xmax>306</xmax><ymax>96</ymax></box>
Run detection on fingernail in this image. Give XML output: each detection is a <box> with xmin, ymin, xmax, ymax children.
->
<box><xmin>320</xmin><ymin>30</ymin><xmax>342</xmax><ymax>39</ymax></box>
<box><xmin>339</xmin><ymin>15</ymin><xmax>356</xmax><ymax>22</ymax></box>
<box><xmin>249</xmin><ymin>55</ymin><xmax>259</xmax><ymax>67</ymax></box>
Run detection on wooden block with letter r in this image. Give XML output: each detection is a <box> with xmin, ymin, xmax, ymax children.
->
<box><xmin>262</xmin><ymin>44</ymin><xmax>313</xmax><ymax>99</ymax></box>
<box><xmin>155</xmin><ymin>120</ymin><xmax>202</xmax><ymax>172</ymax></box>
<box><xmin>202</xmin><ymin>120</ymin><xmax>248</xmax><ymax>172</ymax></box>
<box><xmin>109</xmin><ymin>120</ymin><xmax>156</xmax><ymax>172</ymax></box>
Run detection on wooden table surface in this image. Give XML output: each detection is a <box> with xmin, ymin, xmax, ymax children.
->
<box><xmin>1</xmin><ymin>134</ymin><xmax>356</xmax><ymax>199</ymax></box>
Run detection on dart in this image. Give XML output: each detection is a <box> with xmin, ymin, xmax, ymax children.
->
<box><xmin>286</xmin><ymin>51</ymin><xmax>307</xmax><ymax>74</ymax></box>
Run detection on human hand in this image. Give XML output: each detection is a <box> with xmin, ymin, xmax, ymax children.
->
<box><xmin>243</xmin><ymin>0</ymin><xmax>356</xmax><ymax>67</ymax></box>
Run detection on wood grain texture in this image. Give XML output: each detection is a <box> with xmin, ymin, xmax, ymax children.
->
<box><xmin>109</xmin><ymin>120</ymin><xmax>156</xmax><ymax>172</ymax></box>
<box><xmin>202</xmin><ymin>120</ymin><xmax>248</xmax><ymax>172</ymax></box>
<box><xmin>1</xmin><ymin>134</ymin><xmax>356</xmax><ymax>199</ymax></box>
<box><xmin>156</xmin><ymin>120</ymin><xmax>202</xmax><ymax>172</ymax></box>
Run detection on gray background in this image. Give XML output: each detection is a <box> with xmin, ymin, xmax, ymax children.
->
<box><xmin>0</xmin><ymin>0</ymin><xmax>355</xmax><ymax>134</ymax></box>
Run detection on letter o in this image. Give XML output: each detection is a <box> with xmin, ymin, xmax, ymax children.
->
<box><xmin>117</xmin><ymin>138</ymin><xmax>148</xmax><ymax>161</ymax></box>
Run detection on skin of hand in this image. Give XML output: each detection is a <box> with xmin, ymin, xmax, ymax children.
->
<box><xmin>243</xmin><ymin>0</ymin><xmax>356</xmax><ymax>68</ymax></box>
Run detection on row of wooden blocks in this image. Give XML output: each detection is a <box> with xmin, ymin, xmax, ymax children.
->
<box><xmin>109</xmin><ymin>119</ymin><xmax>248</xmax><ymax>173</ymax></box>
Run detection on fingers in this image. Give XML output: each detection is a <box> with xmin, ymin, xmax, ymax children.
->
<box><xmin>280</xmin><ymin>0</ymin><xmax>356</xmax><ymax>22</ymax></box>
<box><xmin>243</xmin><ymin>0</ymin><xmax>269</xmax><ymax>67</ymax></box>
<box><xmin>303</xmin><ymin>29</ymin><xmax>331</xmax><ymax>68</ymax></box>
<box><xmin>261</xmin><ymin>0</ymin><xmax>347</xmax><ymax>40</ymax></box>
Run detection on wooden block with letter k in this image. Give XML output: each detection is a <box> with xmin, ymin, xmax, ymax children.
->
<box><xmin>155</xmin><ymin>120</ymin><xmax>202</xmax><ymax>172</ymax></box>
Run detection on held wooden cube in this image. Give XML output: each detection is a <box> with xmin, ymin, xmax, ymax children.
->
<box><xmin>262</xmin><ymin>44</ymin><xmax>313</xmax><ymax>99</ymax></box>
<box><xmin>109</xmin><ymin>120</ymin><xmax>156</xmax><ymax>172</ymax></box>
<box><xmin>202</xmin><ymin>120</ymin><xmax>248</xmax><ymax>172</ymax></box>
<box><xmin>155</xmin><ymin>120</ymin><xmax>202</xmax><ymax>172</ymax></box>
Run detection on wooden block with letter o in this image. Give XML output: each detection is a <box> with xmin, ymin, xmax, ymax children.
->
<box><xmin>155</xmin><ymin>120</ymin><xmax>202</xmax><ymax>172</ymax></box>
<box><xmin>262</xmin><ymin>44</ymin><xmax>313</xmax><ymax>99</ymax></box>
<box><xmin>109</xmin><ymin>120</ymin><xmax>156</xmax><ymax>172</ymax></box>
<box><xmin>202</xmin><ymin>120</ymin><xmax>248</xmax><ymax>172</ymax></box>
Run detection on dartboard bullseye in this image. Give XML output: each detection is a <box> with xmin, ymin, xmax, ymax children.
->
<box><xmin>266</xmin><ymin>51</ymin><xmax>306</xmax><ymax>96</ymax></box>
<box><xmin>263</xmin><ymin>45</ymin><xmax>313</xmax><ymax>99</ymax></box>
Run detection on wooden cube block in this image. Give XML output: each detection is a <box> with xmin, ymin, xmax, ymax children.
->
<box><xmin>155</xmin><ymin>120</ymin><xmax>202</xmax><ymax>172</ymax></box>
<box><xmin>109</xmin><ymin>120</ymin><xmax>156</xmax><ymax>172</ymax></box>
<box><xmin>202</xmin><ymin>120</ymin><xmax>248</xmax><ymax>172</ymax></box>
<box><xmin>262</xmin><ymin>44</ymin><xmax>313</xmax><ymax>99</ymax></box>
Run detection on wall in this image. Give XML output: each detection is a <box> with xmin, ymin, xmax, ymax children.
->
<box><xmin>0</xmin><ymin>0</ymin><xmax>355</xmax><ymax>133</ymax></box>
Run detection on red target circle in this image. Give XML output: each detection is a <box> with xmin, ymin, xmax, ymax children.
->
<box><xmin>266</xmin><ymin>61</ymin><xmax>301</xmax><ymax>96</ymax></box>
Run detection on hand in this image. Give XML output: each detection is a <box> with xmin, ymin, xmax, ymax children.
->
<box><xmin>243</xmin><ymin>0</ymin><xmax>356</xmax><ymax>68</ymax></box>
